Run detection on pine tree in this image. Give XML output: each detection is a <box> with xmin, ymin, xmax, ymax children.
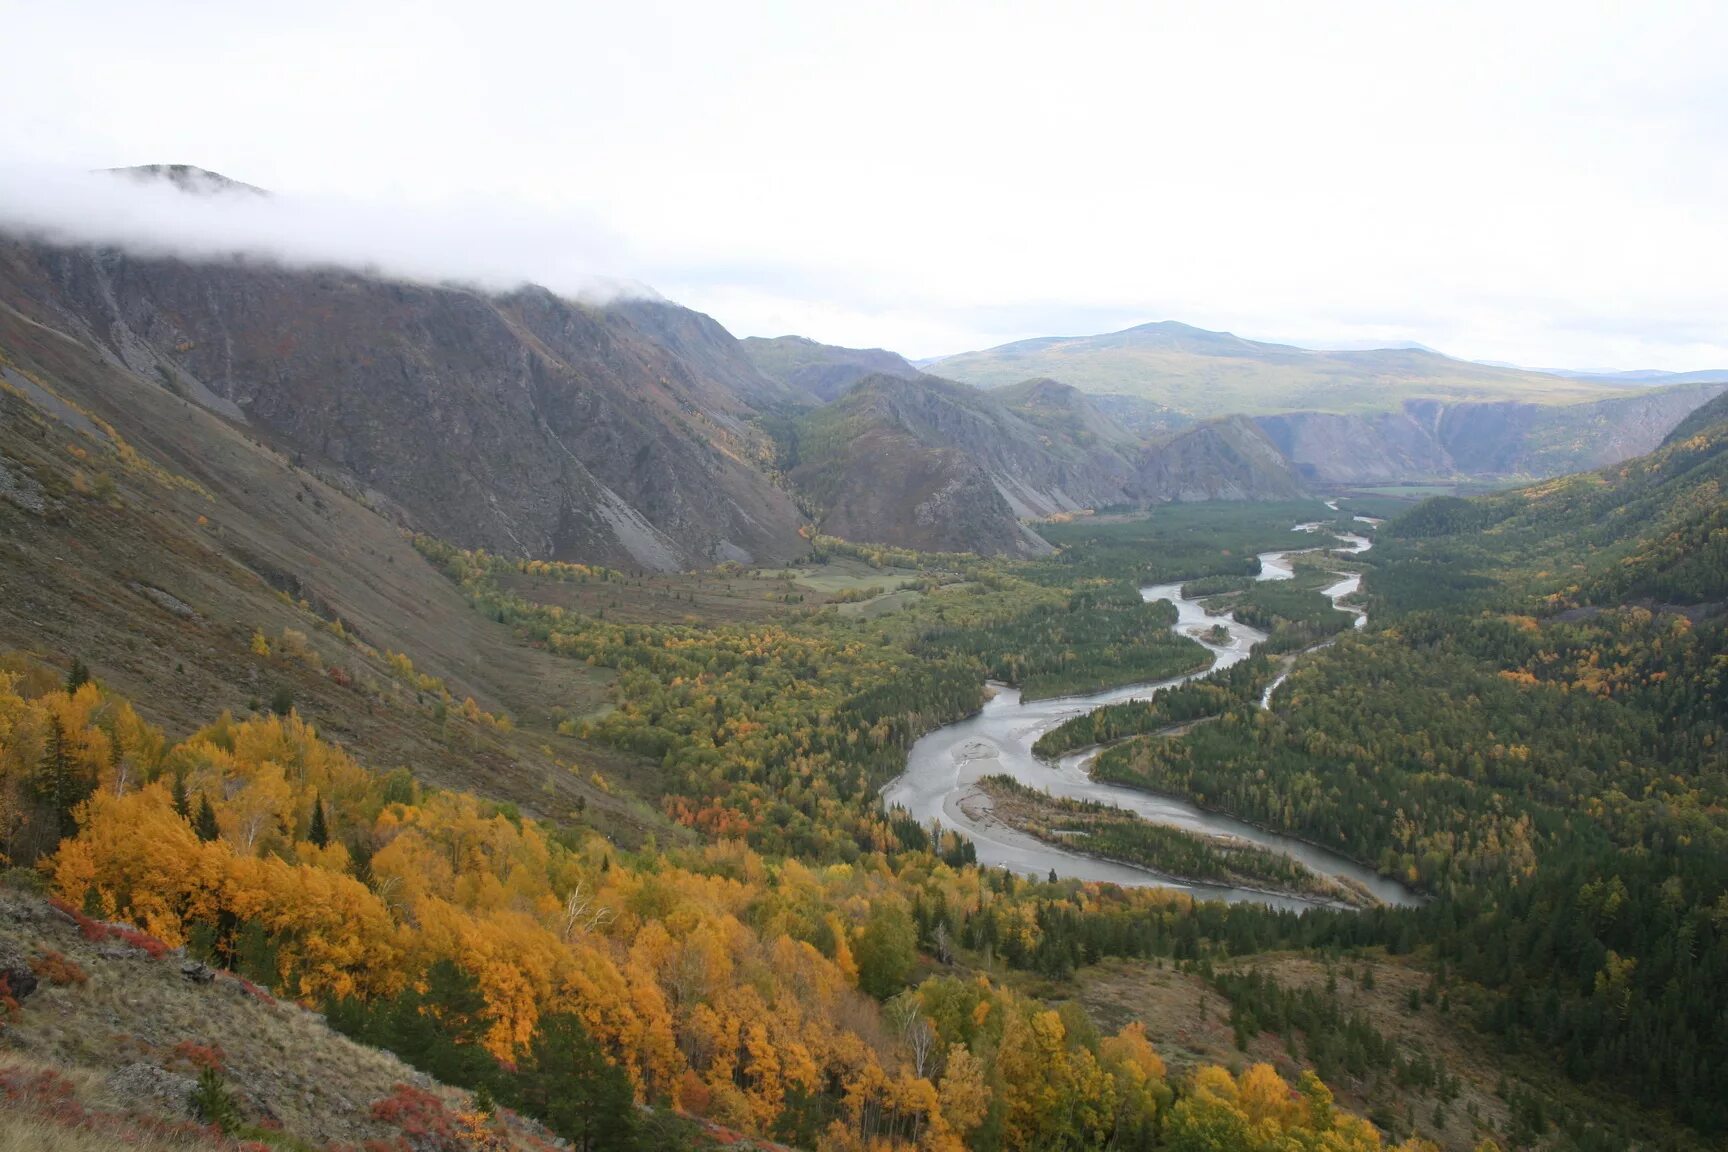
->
<box><xmin>195</xmin><ymin>795</ymin><xmax>221</xmax><ymax>842</ymax></box>
<box><xmin>510</xmin><ymin>1012</ymin><xmax>637</xmax><ymax>1152</ymax></box>
<box><xmin>65</xmin><ymin>656</ymin><xmax>89</xmax><ymax>693</ymax></box>
<box><xmin>107</xmin><ymin>732</ymin><xmax>125</xmax><ymax>794</ymax></box>
<box><xmin>33</xmin><ymin>716</ymin><xmax>90</xmax><ymax>840</ymax></box>
<box><xmin>172</xmin><ymin>775</ymin><xmax>191</xmax><ymax>821</ymax></box>
<box><xmin>189</xmin><ymin>1066</ymin><xmax>240</xmax><ymax>1133</ymax></box>
<box><xmin>308</xmin><ymin>793</ymin><xmax>329</xmax><ymax>847</ymax></box>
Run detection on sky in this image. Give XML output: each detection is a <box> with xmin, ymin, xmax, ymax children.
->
<box><xmin>2</xmin><ymin>0</ymin><xmax>1725</xmax><ymax>371</ymax></box>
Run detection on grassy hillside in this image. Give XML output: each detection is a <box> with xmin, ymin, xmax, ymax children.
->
<box><xmin>929</xmin><ymin>321</ymin><xmax>1633</xmax><ymax>416</ymax></box>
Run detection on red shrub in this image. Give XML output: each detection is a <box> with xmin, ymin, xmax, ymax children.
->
<box><xmin>112</xmin><ymin>924</ymin><xmax>170</xmax><ymax>959</ymax></box>
<box><xmin>50</xmin><ymin>897</ymin><xmax>108</xmax><ymax>942</ymax></box>
<box><xmin>228</xmin><ymin>974</ymin><xmax>275</xmax><ymax>1003</ymax></box>
<box><xmin>169</xmin><ymin>1040</ymin><xmax>227</xmax><ymax>1073</ymax></box>
<box><xmin>0</xmin><ymin>1065</ymin><xmax>80</xmax><ymax>1108</ymax></box>
<box><xmin>46</xmin><ymin>899</ymin><xmax>169</xmax><ymax>958</ymax></box>
<box><xmin>31</xmin><ymin>950</ymin><xmax>88</xmax><ymax>987</ymax></box>
<box><xmin>371</xmin><ymin>1084</ymin><xmax>466</xmax><ymax>1152</ymax></box>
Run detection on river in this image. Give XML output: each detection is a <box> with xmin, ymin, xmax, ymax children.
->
<box><xmin>881</xmin><ymin>521</ymin><xmax>1418</xmax><ymax>910</ymax></box>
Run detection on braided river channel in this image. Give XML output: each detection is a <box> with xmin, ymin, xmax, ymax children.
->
<box><xmin>880</xmin><ymin>521</ymin><xmax>1419</xmax><ymax>911</ymax></box>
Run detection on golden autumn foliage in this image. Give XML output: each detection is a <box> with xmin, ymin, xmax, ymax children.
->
<box><xmin>1</xmin><ymin>666</ymin><xmax>1421</xmax><ymax>1151</ymax></box>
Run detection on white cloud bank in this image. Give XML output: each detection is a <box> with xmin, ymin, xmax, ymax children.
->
<box><xmin>1</xmin><ymin>0</ymin><xmax>1725</xmax><ymax>371</ymax></box>
<box><xmin>0</xmin><ymin>165</ymin><xmax>652</xmax><ymax>302</ymax></box>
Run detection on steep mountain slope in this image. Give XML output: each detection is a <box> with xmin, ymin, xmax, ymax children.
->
<box><xmin>0</xmin><ymin>234</ymin><xmax>806</xmax><ymax>572</ymax></box>
<box><xmin>1083</xmin><ymin>392</ymin><xmax>1194</xmax><ymax>437</ymax></box>
<box><xmin>0</xmin><ymin>298</ymin><xmax>673</xmax><ymax>840</ymax></box>
<box><xmin>612</xmin><ymin>299</ymin><xmax>819</xmax><ymax>408</ymax></box>
<box><xmin>929</xmin><ymin>320</ymin><xmax>1632</xmax><ymax>415</ymax></box>
<box><xmin>1258</xmin><ymin>382</ymin><xmax>1727</xmax><ymax>482</ymax></box>
<box><xmin>1662</xmin><ymin>388</ymin><xmax>1728</xmax><ymax>445</ymax></box>
<box><xmin>741</xmin><ymin>334</ymin><xmax>919</xmax><ymax>402</ymax></box>
<box><xmin>1131</xmin><ymin>417</ymin><xmax>1307</xmax><ymax>502</ymax></box>
<box><xmin>783</xmin><ymin>374</ymin><xmax>1075</xmax><ymax>554</ymax></box>
<box><xmin>781</xmin><ymin>375</ymin><xmax>1305</xmax><ymax>553</ymax></box>
<box><xmin>0</xmin><ymin>887</ymin><xmax>496</xmax><ymax>1150</ymax></box>
<box><xmin>991</xmin><ymin>377</ymin><xmax>1145</xmax><ymax>450</ymax></box>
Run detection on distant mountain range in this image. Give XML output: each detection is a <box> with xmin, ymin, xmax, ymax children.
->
<box><xmin>1</xmin><ymin>166</ymin><xmax>1721</xmax><ymax>562</ymax></box>
<box><xmin>1550</xmin><ymin>367</ymin><xmax>1728</xmax><ymax>386</ymax></box>
<box><xmin>923</xmin><ymin>320</ymin><xmax>1665</xmax><ymax>416</ymax></box>
<box><xmin>754</xmin><ymin>332</ymin><xmax>1726</xmax><ymax>499</ymax></box>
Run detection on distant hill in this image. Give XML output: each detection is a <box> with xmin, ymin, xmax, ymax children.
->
<box><xmin>1552</xmin><ymin>367</ymin><xmax>1728</xmax><ymax>386</ymax></box>
<box><xmin>741</xmin><ymin>334</ymin><xmax>919</xmax><ymax>402</ymax></box>
<box><xmin>927</xmin><ymin>320</ymin><xmax>1633</xmax><ymax>416</ymax></box>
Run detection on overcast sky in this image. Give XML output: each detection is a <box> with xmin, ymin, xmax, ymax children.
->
<box><xmin>3</xmin><ymin>0</ymin><xmax>1725</xmax><ymax>370</ymax></box>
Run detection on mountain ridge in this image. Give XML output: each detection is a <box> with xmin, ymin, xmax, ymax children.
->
<box><xmin>741</xmin><ymin>333</ymin><xmax>920</xmax><ymax>402</ymax></box>
<box><xmin>927</xmin><ymin>319</ymin><xmax>1639</xmax><ymax>416</ymax></box>
<box><xmin>0</xmin><ymin>237</ymin><xmax>809</xmax><ymax>571</ymax></box>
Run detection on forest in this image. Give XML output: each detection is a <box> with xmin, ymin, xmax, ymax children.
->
<box><xmin>1</xmin><ymin>660</ymin><xmax>1434</xmax><ymax>1152</ymax></box>
<box><xmin>2</xmin><ymin>414</ymin><xmax>1726</xmax><ymax>1150</ymax></box>
<box><xmin>971</xmin><ymin>775</ymin><xmax>1370</xmax><ymax>906</ymax></box>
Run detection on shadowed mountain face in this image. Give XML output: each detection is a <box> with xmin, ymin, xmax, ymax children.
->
<box><xmin>1663</xmin><ymin>389</ymin><xmax>1728</xmax><ymax>445</ymax></box>
<box><xmin>1257</xmin><ymin>384</ymin><xmax>1728</xmax><ymax>483</ymax></box>
<box><xmin>741</xmin><ymin>334</ymin><xmax>920</xmax><ymax>402</ymax></box>
<box><xmin>779</xmin><ymin>374</ymin><xmax>1306</xmax><ymax>553</ymax></box>
<box><xmin>0</xmin><ymin>239</ymin><xmax>807</xmax><ymax>571</ymax></box>
<box><xmin>927</xmin><ymin>320</ymin><xmax>1638</xmax><ymax>416</ymax></box>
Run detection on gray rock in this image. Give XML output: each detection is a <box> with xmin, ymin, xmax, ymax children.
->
<box><xmin>0</xmin><ymin>452</ymin><xmax>46</xmax><ymax>515</ymax></box>
<box><xmin>1</xmin><ymin>964</ymin><xmax>38</xmax><ymax>1000</ymax></box>
<box><xmin>132</xmin><ymin>583</ymin><xmax>199</xmax><ymax>619</ymax></box>
<box><xmin>104</xmin><ymin>1062</ymin><xmax>198</xmax><ymax>1118</ymax></box>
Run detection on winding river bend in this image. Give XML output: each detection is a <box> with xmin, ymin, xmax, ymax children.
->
<box><xmin>882</xmin><ymin>523</ymin><xmax>1419</xmax><ymax>911</ymax></box>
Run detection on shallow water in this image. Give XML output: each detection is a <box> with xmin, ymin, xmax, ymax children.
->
<box><xmin>881</xmin><ymin>524</ymin><xmax>1416</xmax><ymax>909</ymax></box>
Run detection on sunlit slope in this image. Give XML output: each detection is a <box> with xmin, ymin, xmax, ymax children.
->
<box><xmin>930</xmin><ymin>321</ymin><xmax>1633</xmax><ymax>415</ymax></box>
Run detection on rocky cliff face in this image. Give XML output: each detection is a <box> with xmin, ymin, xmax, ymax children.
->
<box><xmin>797</xmin><ymin>424</ymin><xmax>1047</xmax><ymax>556</ymax></box>
<box><xmin>783</xmin><ymin>375</ymin><xmax>1306</xmax><ymax>553</ymax></box>
<box><xmin>1130</xmin><ymin>417</ymin><xmax>1308</xmax><ymax>502</ymax></box>
<box><xmin>1258</xmin><ymin>384</ymin><xmax>1728</xmax><ymax>484</ymax></box>
<box><xmin>0</xmin><ymin>239</ymin><xmax>807</xmax><ymax>570</ymax></box>
<box><xmin>1254</xmin><ymin>409</ymin><xmax>1456</xmax><ymax>483</ymax></box>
